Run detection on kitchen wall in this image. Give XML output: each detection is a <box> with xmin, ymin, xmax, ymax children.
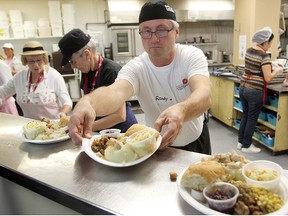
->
<box><xmin>178</xmin><ymin>21</ymin><xmax>234</xmax><ymax>54</ymax></box>
<box><xmin>0</xmin><ymin>0</ymin><xmax>234</xmax><ymax>56</ymax></box>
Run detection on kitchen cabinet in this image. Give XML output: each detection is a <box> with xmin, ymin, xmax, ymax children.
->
<box><xmin>212</xmin><ymin>75</ymin><xmax>288</xmax><ymax>154</ymax></box>
<box><xmin>210</xmin><ymin>76</ymin><xmax>236</xmax><ymax>126</ymax></box>
<box><xmin>233</xmin><ymin>84</ymin><xmax>288</xmax><ymax>153</ymax></box>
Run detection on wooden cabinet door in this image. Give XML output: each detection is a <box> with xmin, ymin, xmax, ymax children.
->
<box><xmin>210</xmin><ymin>76</ymin><xmax>235</xmax><ymax>126</ymax></box>
<box><xmin>274</xmin><ymin>95</ymin><xmax>288</xmax><ymax>151</ymax></box>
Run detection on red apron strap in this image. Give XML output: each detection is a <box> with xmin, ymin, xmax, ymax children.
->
<box><xmin>263</xmin><ymin>81</ymin><xmax>267</xmax><ymax>103</ymax></box>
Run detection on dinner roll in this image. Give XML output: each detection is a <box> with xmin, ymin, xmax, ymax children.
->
<box><xmin>125</xmin><ymin>124</ymin><xmax>147</xmax><ymax>136</ymax></box>
<box><xmin>181</xmin><ymin>161</ymin><xmax>226</xmax><ymax>192</ymax></box>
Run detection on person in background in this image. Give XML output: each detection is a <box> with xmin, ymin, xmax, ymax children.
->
<box><xmin>237</xmin><ymin>27</ymin><xmax>283</xmax><ymax>153</ymax></box>
<box><xmin>58</xmin><ymin>28</ymin><xmax>137</xmax><ymax>132</ymax></box>
<box><xmin>67</xmin><ymin>1</ymin><xmax>212</xmax><ymax>154</ymax></box>
<box><xmin>0</xmin><ymin>59</ymin><xmax>18</xmax><ymax>115</ymax></box>
<box><xmin>0</xmin><ymin>41</ymin><xmax>72</xmax><ymax>120</ymax></box>
<box><xmin>2</xmin><ymin>43</ymin><xmax>25</xmax><ymax>76</ymax></box>
<box><xmin>283</xmin><ymin>75</ymin><xmax>288</xmax><ymax>86</ymax></box>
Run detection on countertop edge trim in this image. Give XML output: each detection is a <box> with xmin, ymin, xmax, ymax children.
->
<box><xmin>0</xmin><ymin>165</ymin><xmax>118</xmax><ymax>215</ymax></box>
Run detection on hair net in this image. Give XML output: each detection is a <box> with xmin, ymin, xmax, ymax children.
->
<box><xmin>252</xmin><ymin>27</ymin><xmax>273</xmax><ymax>44</ymax></box>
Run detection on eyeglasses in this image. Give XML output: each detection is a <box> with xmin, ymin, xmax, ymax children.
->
<box><xmin>27</xmin><ymin>59</ymin><xmax>43</xmax><ymax>65</ymax></box>
<box><xmin>139</xmin><ymin>27</ymin><xmax>174</xmax><ymax>39</ymax></box>
<box><xmin>69</xmin><ymin>50</ymin><xmax>84</xmax><ymax>65</ymax></box>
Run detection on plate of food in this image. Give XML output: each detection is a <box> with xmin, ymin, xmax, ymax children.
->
<box><xmin>21</xmin><ymin>116</ymin><xmax>70</xmax><ymax>144</ymax></box>
<box><xmin>177</xmin><ymin>152</ymin><xmax>288</xmax><ymax>215</ymax></box>
<box><xmin>82</xmin><ymin>124</ymin><xmax>162</xmax><ymax>167</ymax></box>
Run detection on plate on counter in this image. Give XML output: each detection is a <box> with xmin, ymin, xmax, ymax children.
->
<box><xmin>177</xmin><ymin>166</ymin><xmax>288</xmax><ymax>215</ymax></box>
<box><xmin>22</xmin><ymin>133</ymin><xmax>70</xmax><ymax>144</ymax></box>
<box><xmin>82</xmin><ymin>134</ymin><xmax>161</xmax><ymax>167</ymax></box>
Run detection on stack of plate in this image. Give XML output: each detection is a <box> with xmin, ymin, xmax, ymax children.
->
<box><xmin>9</xmin><ymin>10</ymin><xmax>24</xmax><ymax>38</ymax></box>
<box><xmin>38</xmin><ymin>17</ymin><xmax>51</xmax><ymax>37</ymax></box>
<box><xmin>48</xmin><ymin>1</ymin><xmax>63</xmax><ymax>36</ymax></box>
<box><xmin>62</xmin><ymin>4</ymin><xmax>76</xmax><ymax>34</ymax></box>
<box><xmin>0</xmin><ymin>11</ymin><xmax>9</xmax><ymax>38</ymax></box>
<box><xmin>23</xmin><ymin>21</ymin><xmax>37</xmax><ymax>38</ymax></box>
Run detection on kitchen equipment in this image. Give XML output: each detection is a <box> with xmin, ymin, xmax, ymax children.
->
<box><xmin>52</xmin><ymin>51</ymin><xmax>73</xmax><ymax>75</ymax></box>
<box><xmin>223</xmin><ymin>52</ymin><xmax>231</xmax><ymax>63</ymax></box>
<box><xmin>110</xmin><ymin>26</ymin><xmax>145</xmax><ymax>66</ymax></box>
<box><xmin>212</xmin><ymin>50</ymin><xmax>224</xmax><ymax>63</ymax></box>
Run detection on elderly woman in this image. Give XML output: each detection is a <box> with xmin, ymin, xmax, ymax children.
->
<box><xmin>0</xmin><ymin>41</ymin><xmax>72</xmax><ymax>120</ymax></box>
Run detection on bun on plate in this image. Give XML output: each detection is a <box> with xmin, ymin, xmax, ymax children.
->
<box><xmin>126</xmin><ymin>128</ymin><xmax>159</xmax><ymax>157</ymax></box>
<box><xmin>125</xmin><ymin>124</ymin><xmax>147</xmax><ymax>136</ymax></box>
<box><xmin>181</xmin><ymin>160</ymin><xmax>226</xmax><ymax>192</ymax></box>
<box><xmin>58</xmin><ymin>116</ymin><xmax>70</xmax><ymax>128</ymax></box>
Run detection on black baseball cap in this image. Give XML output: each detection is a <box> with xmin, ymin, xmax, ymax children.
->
<box><xmin>58</xmin><ymin>28</ymin><xmax>91</xmax><ymax>66</ymax></box>
<box><xmin>139</xmin><ymin>1</ymin><xmax>176</xmax><ymax>24</ymax></box>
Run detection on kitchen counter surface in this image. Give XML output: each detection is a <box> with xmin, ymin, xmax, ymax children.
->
<box><xmin>1</xmin><ymin>113</ymin><xmax>287</xmax><ymax>215</ymax></box>
<box><xmin>0</xmin><ymin>113</ymin><xmax>206</xmax><ymax>215</ymax></box>
<box><xmin>211</xmin><ymin>74</ymin><xmax>288</xmax><ymax>94</ymax></box>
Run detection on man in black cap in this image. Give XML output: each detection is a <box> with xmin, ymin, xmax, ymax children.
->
<box><xmin>58</xmin><ymin>28</ymin><xmax>137</xmax><ymax>132</ymax></box>
<box><xmin>68</xmin><ymin>1</ymin><xmax>212</xmax><ymax>154</ymax></box>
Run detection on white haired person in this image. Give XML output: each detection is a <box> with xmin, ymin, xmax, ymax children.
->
<box><xmin>68</xmin><ymin>1</ymin><xmax>211</xmax><ymax>154</ymax></box>
<box><xmin>237</xmin><ymin>27</ymin><xmax>283</xmax><ymax>153</ymax></box>
<box><xmin>0</xmin><ymin>41</ymin><xmax>72</xmax><ymax>120</ymax></box>
<box><xmin>58</xmin><ymin>29</ymin><xmax>138</xmax><ymax>133</ymax></box>
<box><xmin>0</xmin><ymin>59</ymin><xmax>18</xmax><ymax>115</ymax></box>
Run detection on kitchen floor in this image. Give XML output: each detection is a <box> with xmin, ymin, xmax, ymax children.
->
<box><xmin>135</xmin><ymin>113</ymin><xmax>288</xmax><ymax>170</ymax></box>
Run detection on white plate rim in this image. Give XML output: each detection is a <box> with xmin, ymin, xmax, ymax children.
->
<box><xmin>177</xmin><ymin>165</ymin><xmax>288</xmax><ymax>215</ymax></box>
<box><xmin>82</xmin><ymin>134</ymin><xmax>162</xmax><ymax>167</ymax></box>
<box><xmin>21</xmin><ymin>131</ymin><xmax>70</xmax><ymax>144</ymax></box>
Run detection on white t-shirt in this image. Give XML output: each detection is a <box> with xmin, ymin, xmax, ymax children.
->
<box><xmin>117</xmin><ymin>43</ymin><xmax>209</xmax><ymax>146</ymax></box>
<box><xmin>5</xmin><ymin>55</ymin><xmax>26</xmax><ymax>74</ymax></box>
<box><xmin>0</xmin><ymin>66</ymin><xmax>72</xmax><ymax>120</ymax></box>
<box><xmin>0</xmin><ymin>59</ymin><xmax>12</xmax><ymax>85</ymax></box>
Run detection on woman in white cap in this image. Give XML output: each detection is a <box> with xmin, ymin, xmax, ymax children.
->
<box><xmin>0</xmin><ymin>41</ymin><xmax>72</xmax><ymax>120</ymax></box>
<box><xmin>2</xmin><ymin>43</ymin><xmax>25</xmax><ymax>76</ymax></box>
<box><xmin>0</xmin><ymin>59</ymin><xmax>18</xmax><ymax>115</ymax></box>
<box><xmin>237</xmin><ymin>27</ymin><xmax>283</xmax><ymax>153</ymax></box>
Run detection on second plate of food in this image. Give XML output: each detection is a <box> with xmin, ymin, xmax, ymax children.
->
<box><xmin>82</xmin><ymin>134</ymin><xmax>162</xmax><ymax>167</ymax></box>
<box><xmin>177</xmin><ymin>165</ymin><xmax>288</xmax><ymax>215</ymax></box>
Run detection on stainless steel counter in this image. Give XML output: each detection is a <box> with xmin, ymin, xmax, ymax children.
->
<box><xmin>0</xmin><ymin>113</ymin><xmax>207</xmax><ymax>215</ymax></box>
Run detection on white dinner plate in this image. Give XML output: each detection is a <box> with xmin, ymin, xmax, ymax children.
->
<box><xmin>21</xmin><ymin>132</ymin><xmax>70</xmax><ymax>144</ymax></box>
<box><xmin>177</xmin><ymin>166</ymin><xmax>288</xmax><ymax>215</ymax></box>
<box><xmin>82</xmin><ymin>134</ymin><xmax>162</xmax><ymax>167</ymax></box>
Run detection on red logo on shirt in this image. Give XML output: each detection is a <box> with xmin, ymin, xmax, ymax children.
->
<box><xmin>182</xmin><ymin>78</ymin><xmax>188</xmax><ymax>84</ymax></box>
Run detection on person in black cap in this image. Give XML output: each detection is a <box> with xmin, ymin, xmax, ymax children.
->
<box><xmin>58</xmin><ymin>28</ymin><xmax>137</xmax><ymax>133</ymax></box>
<box><xmin>68</xmin><ymin>1</ymin><xmax>212</xmax><ymax>155</ymax></box>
